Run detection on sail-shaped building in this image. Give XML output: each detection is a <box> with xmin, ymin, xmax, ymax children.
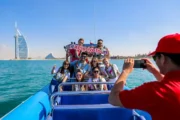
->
<box><xmin>14</xmin><ymin>23</ymin><xmax>29</xmax><ymax>59</ymax></box>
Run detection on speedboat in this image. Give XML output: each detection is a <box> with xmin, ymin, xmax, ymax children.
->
<box><xmin>1</xmin><ymin>43</ymin><xmax>152</xmax><ymax>120</ymax></box>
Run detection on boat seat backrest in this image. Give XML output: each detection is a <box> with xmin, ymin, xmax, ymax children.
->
<box><xmin>52</xmin><ymin>104</ymin><xmax>136</xmax><ymax>120</ymax></box>
<box><xmin>60</xmin><ymin>94</ymin><xmax>109</xmax><ymax>105</ymax></box>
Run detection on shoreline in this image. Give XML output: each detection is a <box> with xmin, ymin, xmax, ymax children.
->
<box><xmin>0</xmin><ymin>59</ymin><xmax>66</xmax><ymax>61</ymax></box>
<box><xmin>0</xmin><ymin>57</ymin><xmax>152</xmax><ymax>61</ymax></box>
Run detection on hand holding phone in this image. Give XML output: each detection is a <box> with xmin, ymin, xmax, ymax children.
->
<box><xmin>133</xmin><ymin>60</ymin><xmax>146</xmax><ymax>68</ymax></box>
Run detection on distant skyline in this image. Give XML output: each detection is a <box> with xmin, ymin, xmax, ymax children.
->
<box><xmin>1</xmin><ymin>0</ymin><xmax>180</xmax><ymax>59</ymax></box>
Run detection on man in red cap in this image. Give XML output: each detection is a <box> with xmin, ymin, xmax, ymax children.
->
<box><xmin>109</xmin><ymin>33</ymin><xmax>180</xmax><ymax>120</ymax></box>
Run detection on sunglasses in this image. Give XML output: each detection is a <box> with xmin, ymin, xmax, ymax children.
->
<box><xmin>98</xmin><ymin>42</ymin><xmax>103</xmax><ymax>45</ymax></box>
<box><xmin>76</xmin><ymin>74</ymin><xmax>82</xmax><ymax>77</ymax></box>
<box><xmin>81</xmin><ymin>55</ymin><xmax>87</xmax><ymax>58</ymax></box>
<box><xmin>152</xmin><ymin>54</ymin><xmax>161</xmax><ymax>61</ymax></box>
<box><xmin>152</xmin><ymin>56</ymin><xmax>156</xmax><ymax>61</ymax></box>
<box><xmin>64</xmin><ymin>63</ymin><xmax>69</xmax><ymax>65</ymax></box>
<box><xmin>93</xmin><ymin>70</ymin><xmax>99</xmax><ymax>73</ymax></box>
<box><xmin>93</xmin><ymin>61</ymin><xmax>97</xmax><ymax>62</ymax></box>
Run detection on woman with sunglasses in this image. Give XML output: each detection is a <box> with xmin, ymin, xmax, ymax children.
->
<box><xmin>50</xmin><ymin>60</ymin><xmax>70</xmax><ymax>92</ymax></box>
<box><xmin>86</xmin><ymin>67</ymin><xmax>107</xmax><ymax>91</ymax></box>
<box><xmin>85</xmin><ymin>57</ymin><xmax>107</xmax><ymax>78</ymax></box>
<box><xmin>84</xmin><ymin>57</ymin><xmax>98</xmax><ymax>78</ymax></box>
<box><xmin>72</xmin><ymin>70</ymin><xmax>86</xmax><ymax>91</ymax></box>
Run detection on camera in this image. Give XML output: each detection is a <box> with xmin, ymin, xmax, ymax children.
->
<box><xmin>133</xmin><ymin>60</ymin><xmax>146</xmax><ymax>68</ymax></box>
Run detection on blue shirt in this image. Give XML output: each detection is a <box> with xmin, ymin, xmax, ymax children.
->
<box><xmin>70</xmin><ymin>60</ymin><xmax>90</xmax><ymax>75</ymax></box>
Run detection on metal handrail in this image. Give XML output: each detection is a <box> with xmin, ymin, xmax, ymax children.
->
<box><xmin>58</xmin><ymin>82</ymin><xmax>114</xmax><ymax>92</ymax></box>
<box><xmin>50</xmin><ymin>91</ymin><xmax>111</xmax><ymax>108</ymax></box>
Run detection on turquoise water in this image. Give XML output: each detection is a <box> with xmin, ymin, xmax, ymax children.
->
<box><xmin>0</xmin><ymin>60</ymin><xmax>155</xmax><ymax>117</ymax></box>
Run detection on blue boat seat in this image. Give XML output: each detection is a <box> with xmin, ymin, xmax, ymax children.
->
<box><xmin>60</xmin><ymin>94</ymin><xmax>109</xmax><ymax>105</ymax></box>
<box><xmin>52</xmin><ymin>104</ymin><xmax>142</xmax><ymax>120</ymax></box>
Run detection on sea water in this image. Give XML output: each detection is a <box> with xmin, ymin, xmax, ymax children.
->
<box><xmin>0</xmin><ymin>59</ymin><xmax>156</xmax><ymax>117</ymax></box>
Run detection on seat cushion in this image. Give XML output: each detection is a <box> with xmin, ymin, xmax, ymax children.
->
<box><xmin>53</xmin><ymin>104</ymin><xmax>134</xmax><ymax>120</ymax></box>
<box><xmin>60</xmin><ymin>94</ymin><xmax>109</xmax><ymax>105</ymax></box>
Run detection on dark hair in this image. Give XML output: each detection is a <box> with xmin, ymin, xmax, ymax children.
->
<box><xmin>98</xmin><ymin>39</ymin><xmax>103</xmax><ymax>42</ymax></box>
<box><xmin>156</xmin><ymin>52</ymin><xmax>180</xmax><ymax>66</ymax></box>
<box><xmin>78</xmin><ymin>38</ymin><xmax>84</xmax><ymax>42</ymax></box>
<box><xmin>92</xmin><ymin>66</ymin><xmax>100</xmax><ymax>72</ymax></box>
<box><xmin>75</xmin><ymin>70</ymin><xmax>84</xmax><ymax>82</ymax></box>
<box><xmin>81</xmin><ymin>52</ymin><xmax>88</xmax><ymax>56</ymax></box>
<box><xmin>90</xmin><ymin>57</ymin><xmax>98</xmax><ymax>67</ymax></box>
<box><xmin>59</xmin><ymin>60</ymin><xmax>70</xmax><ymax>74</ymax></box>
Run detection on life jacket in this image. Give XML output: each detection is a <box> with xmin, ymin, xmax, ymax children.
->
<box><xmin>75</xmin><ymin>61</ymin><xmax>89</xmax><ymax>73</ymax></box>
<box><xmin>94</xmin><ymin>46</ymin><xmax>108</xmax><ymax>59</ymax></box>
<box><xmin>91</xmin><ymin>76</ymin><xmax>104</xmax><ymax>90</ymax></box>
<box><xmin>74</xmin><ymin>84</ymin><xmax>85</xmax><ymax>91</ymax></box>
<box><xmin>53</xmin><ymin>68</ymin><xmax>70</xmax><ymax>82</ymax></box>
<box><xmin>105</xmin><ymin>64</ymin><xmax>117</xmax><ymax>79</ymax></box>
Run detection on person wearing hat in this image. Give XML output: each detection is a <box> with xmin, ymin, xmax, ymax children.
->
<box><xmin>109</xmin><ymin>33</ymin><xmax>180</xmax><ymax>120</ymax></box>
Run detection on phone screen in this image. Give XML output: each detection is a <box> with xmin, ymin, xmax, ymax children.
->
<box><xmin>134</xmin><ymin>60</ymin><xmax>146</xmax><ymax>68</ymax></box>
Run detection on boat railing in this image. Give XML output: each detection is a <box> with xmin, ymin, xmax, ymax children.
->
<box><xmin>50</xmin><ymin>90</ymin><xmax>111</xmax><ymax>108</ymax></box>
<box><xmin>58</xmin><ymin>82</ymin><xmax>114</xmax><ymax>92</ymax></box>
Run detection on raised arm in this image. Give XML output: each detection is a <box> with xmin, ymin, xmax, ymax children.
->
<box><xmin>109</xmin><ymin>58</ymin><xmax>134</xmax><ymax>106</ymax></box>
<box><xmin>143</xmin><ymin>58</ymin><xmax>164</xmax><ymax>82</ymax></box>
<box><xmin>106</xmin><ymin>48</ymin><xmax>110</xmax><ymax>59</ymax></box>
<box><xmin>51</xmin><ymin>65</ymin><xmax>56</xmax><ymax>74</ymax></box>
<box><xmin>75</xmin><ymin>50</ymin><xmax>80</xmax><ymax>59</ymax></box>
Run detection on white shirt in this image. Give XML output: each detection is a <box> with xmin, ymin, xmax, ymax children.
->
<box><xmin>105</xmin><ymin>64</ymin><xmax>119</xmax><ymax>82</ymax></box>
<box><xmin>88</xmin><ymin>77</ymin><xmax>106</xmax><ymax>90</ymax></box>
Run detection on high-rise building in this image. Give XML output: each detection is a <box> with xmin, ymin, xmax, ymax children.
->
<box><xmin>14</xmin><ymin>23</ymin><xmax>29</xmax><ymax>59</ymax></box>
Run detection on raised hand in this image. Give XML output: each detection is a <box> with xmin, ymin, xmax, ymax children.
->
<box><xmin>142</xmin><ymin>58</ymin><xmax>158</xmax><ymax>74</ymax></box>
<box><xmin>52</xmin><ymin>65</ymin><xmax>56</xmax><ymax>69</ymax></box>
<box><xmin>122</xmin><ymin>58</ymin><xmax>134</xmax><ymax>74</ymax></box>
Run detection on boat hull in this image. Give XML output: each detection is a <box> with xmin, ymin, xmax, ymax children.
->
<box><xmin>1</xmin><ymin>85</ymin><xmax>51</xmax><ymax>120</ymax></box>
<box><xmin>1</xmin><ymin>84</ymin><xmax>151</xmax><ymax>120</ymax></box>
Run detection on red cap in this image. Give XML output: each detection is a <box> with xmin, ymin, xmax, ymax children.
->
<box><xmin>148</xmin><ymin>33</ymin><xmax>180</xmax><ymax>56</ymax></box>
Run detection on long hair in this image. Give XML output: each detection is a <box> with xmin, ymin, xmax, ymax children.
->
<box><xmin>58</xmin><ymin>60</ymin><xmax>70</xmax><ymax>74</ymax></box>
<box><xmin>75</xmin><ymin>70</ymin><xmax>84</xmax><ymax>82</ymax></box>
<box><xmin>92</xmin><ymin>66</ymin><xmax>101</xmax><ymax>77</ymax></box>
<box><xmin>90</xmin><ymin>57</ymin><xmax>98</xmax><ymax>67</ymax></box>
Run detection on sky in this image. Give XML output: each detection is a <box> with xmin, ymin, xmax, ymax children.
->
<box><xmin>0</xmin><ymin>0</ymin><xmax>180</xmax><ymax>59</ymax></box>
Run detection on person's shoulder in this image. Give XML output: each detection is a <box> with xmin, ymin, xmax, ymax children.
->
<box><xmin>70</xmin><ymin>49</ymin><xmax>75</xmax><ymax>52</ymax></box>
<box><xmin>88</xmin><ymin>78</ymin><xmax>92</xmax><ymax>82</ymax></box>
<box><xmin>112</xmin><ymin>64</ymin><xmax>117</xmax><ymax>67</ymax></box>
<box><xmin>127</xmin><ymin>81</ymin><xmax>161</xmax><ymax>94</ymax></box>
<box><xmin>86</xmin><ymin>63</ymin><xmax>90</xmax><ymax>67</ymax></box>
<box><xmin>100</xmin><ymin>76</ymin><xmax>106</xmax><ymax>82</ymax></box>
<box><xmin>101</xmin><ymin>78</ymin><xmax>106</xmax><ymax>82</ymax></box>
<box><xmin>137</xmin><ymin>81</ymin><xmax>160</xmax><ymax>88</ymax></box>
<box><xmin>55</xmin><ymin>66</ymin><xmax>61</xmax><ymax>72</ymax></box>
<box><xmin>71</xmin><ymin>60</ymin><xmax>78</xmax><ymax>65</ymax></box>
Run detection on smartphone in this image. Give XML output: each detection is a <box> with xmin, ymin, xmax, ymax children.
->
<box><xmin>134</xmin><ymin>60</ymin><xmax>146</xmax><ymax>68</ymax></box>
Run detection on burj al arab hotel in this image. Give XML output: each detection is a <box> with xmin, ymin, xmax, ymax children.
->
<box><xmin>14</xmin><ymin>23</ymin><xmax>29</xmax><ymax>59</ymax></box>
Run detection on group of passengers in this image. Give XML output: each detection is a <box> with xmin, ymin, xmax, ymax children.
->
<box><xmin>50</xmin><ymin>38</ymin><xmax>120</xmax><ymax>93</ymax></box>
<box><xmin>49</xmin><ymin>33</ymin><xmax>180</xmax><ymax>120</ymax></box>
